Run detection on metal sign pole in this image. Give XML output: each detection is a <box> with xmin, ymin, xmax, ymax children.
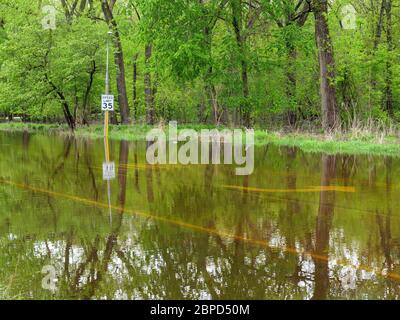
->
<box><xmin>104</xmin><ymin>31</ymin><xmax>111</xmax><ymax>160</ymax></box>
<box><xmin>101</xmin><ymin>31</ymin><xmax>115</xmax><ymax>226</ymax></box>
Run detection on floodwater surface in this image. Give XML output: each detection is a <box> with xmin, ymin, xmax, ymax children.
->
<box><xmin>0</xmin><ymin>131</ymin><xmax>399</xmax><ymax>300</ymax></box>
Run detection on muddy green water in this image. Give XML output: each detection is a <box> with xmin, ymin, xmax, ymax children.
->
<box><xmin>0</xmin><ymin>131</ymin><xmax>399</xmax><ymax>300</ymax></box>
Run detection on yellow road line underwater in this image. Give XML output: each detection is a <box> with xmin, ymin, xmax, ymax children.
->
<box><xmin>119</xmin><ymin>163</ymin><xmax>183</xmax><ymax>170</ymax></box>
<box><xmin>1</xmin><ymin>179</ymin><xmax>398</xmax><ymax>283</ymax></box>
<box><xmin>223</xmin><ymin>185</ymin><xmax>356</xmax><ymax>193</ymax></box>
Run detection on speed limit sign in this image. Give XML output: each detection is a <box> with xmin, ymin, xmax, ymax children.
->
<box><xmin>101</xmin><ymin>95</ymin><xmax>114</xmax><ymax>111</ymax></box>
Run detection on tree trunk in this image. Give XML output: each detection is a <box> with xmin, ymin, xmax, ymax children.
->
<box><xmin>101</xmin><ymin>0</ymin><xmax>130</xmax><ymax>124</ymax></box>
<box><xmin>313</xmin><ymin>0</ymin><xmax>339</xmax><ymax>131</ymax></box>
<box><xmin>369</xmin><ymin>0</ymin><xmax>386</xmax><ymax>110</ymax></box>
<box><xmin>79</xmin><ymin>0</ymin><xmax>87</xmax><ymax>14</ymax></box>
<box><xmin>132</xmin><ymin>53</ymin><xmax>139</xmax><ymax>122</ymax></box>
<box><xmin>202</xmin><ymin>25</ymin><xmax>220</xmax><ymax>125</ymax></box>
<box><xmin>152</xmin><ymin>72</ymin><xmax>158</xmax><ymax>119</ymax></box>
<box><xmin>46</xmin><ymin>74</ymin><xmax>75</xmax><ymax>130</ymax></box>
<box><xmin>145</xmin><ymin>44</ymin><xmax>155</xmax><ymax>125</ymax></box>
<box><xmin>231</xmin><ymin>0</ymin><xmax>251</xmax><ymax>127</ymax></box>
<box><xmin>82</xmin><ymin>60</ymin><xmax>96</xmax><ymax>125</ymax></box>
<box><xmin>199</xmin><ymin>0</ymin><xmax>219</xmax><ymax>125</ymax></box>
<box><xmin>286</xmin><ymin>43</ymin><xmax>297</xmax><ymax>127</ymax></box>
<box><xmin>73</xmin><ymin>87</ymin><xmax>78</xmax><ymax>121</ymax></box>
<box><xmin>61</xmin><ymin>98</ymin><xmax>76</xmax><ymax>131</ymax></box>
<box><xmin>107</xmin><ymin>77</ymin><xmax>118</xmax><ymax>125</ymax></box>
<box><xmin>240</xmin><ymin>58</ymin><xmax>251</xmax><ymax>127</ymax></box>
<box><xmin>204</xmin><ymin>65</ymin><xmax>220</xmax><ymax>125</ymax></box>
<box><xmin>374</xmin><ymin>0</ymin><xmax>386</xmax><ymax>50</ymax></box>
<box><xmin>385</xmin><ymin>0</ymin><xmax>393</xmax><ymax>117</ymax></box>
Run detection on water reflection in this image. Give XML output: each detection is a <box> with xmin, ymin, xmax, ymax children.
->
<box><xmin>313</xmin><ymin>155</ymin><xmax>336</xmax><ymax>300</ymax></box>
<box><xmin>0</xmin><ymin>132</ymin><xmax>400</xmax><ymax>300</ymax></box>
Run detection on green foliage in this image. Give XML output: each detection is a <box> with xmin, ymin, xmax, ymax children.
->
<box><xmin>0</xmin><ymin>0</ymin><xmax>400</xmax><ymax>129</ymax></box>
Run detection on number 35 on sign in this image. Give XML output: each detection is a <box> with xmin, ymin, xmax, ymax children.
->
<box><xmin>102</xmin><ymin>95</ymin><xmax>114</xmax><ymax>111</ymax></box>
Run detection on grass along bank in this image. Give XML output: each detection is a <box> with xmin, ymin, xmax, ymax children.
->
<box><xmin>0</xmin><ymin>122</ymin><xmax>400</xmax><ymax>157</ymax></box>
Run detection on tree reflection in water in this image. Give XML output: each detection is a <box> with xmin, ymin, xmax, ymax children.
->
<box><xmin>313</xmin><ymin>155</ymin><xmax>336</xmax><ymax>300</ymax></box>
<box><xmin>0</xmin><ymin>132</ymin><xmax>400</xmax><ymax>299</ymax></box>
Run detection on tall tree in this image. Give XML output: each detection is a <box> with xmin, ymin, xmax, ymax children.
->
<box><xmin>265</xmin><ymin>0</ymin><xmax>312</xmax><ymax>126</ymax></box>
<box><xmin>230</xmin><ymin>0</ymin><xmax>262</xmax><ymax>127</ymax></box>
<box><xmin>132</xmin><ymin>52</ymin><xmax>139</xmax><ymax>122</ymax></box>
<box><xmin>313</xmin><ymin>0</ymin><xmax>339</xmax><ymax>131</ymax></box>
<box><xmin>199</xmin><ymin>0</ymin><xmax>229</xmax><ymax>125</ymax></box>
<box><xmin>101</xmin><ymin>0</ymin><xmax>130</xmax><ymax>124</ymax></box>
<box><xmin>144</xmin><ymin>44</ymin><xmax>155</xmax><ymax>124</ymax></box>
<box><xmin>384</xmin><ymin>0</ymin><xmax>393</xmax><ymax>117</ymax></box>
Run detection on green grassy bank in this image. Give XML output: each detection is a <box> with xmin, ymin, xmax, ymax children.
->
<box><xmin>0</xmin><ymin>122</ymin><xmax>399</xmax><ymax>157</ymax></box>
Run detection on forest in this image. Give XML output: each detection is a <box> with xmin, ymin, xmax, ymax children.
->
<box><xmin>0</xmin><ymin>0</ymin><xmax>398</xmax><ymax>133</ymax></box>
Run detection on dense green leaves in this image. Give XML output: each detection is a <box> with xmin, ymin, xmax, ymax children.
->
<box><xmin>0</xmin><ymin>0</ymin><xmax>399</xmax><ymax>129</ymax></box>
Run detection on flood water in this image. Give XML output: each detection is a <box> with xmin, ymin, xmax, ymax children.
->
<box><xmin>0</xmin><ymin>131</ymin><xmax>399</xmax><ymax>300</ymax></box>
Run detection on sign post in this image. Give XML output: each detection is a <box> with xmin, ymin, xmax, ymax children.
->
<box><xmin>102</xmin><ymin>31</ymin><xmax>115</xmax><ymax>226</ymax></box>
<box><xmin>103</xmin><ymin>30</ymin><xmax>113</xmax><ymax>163</ymax></box>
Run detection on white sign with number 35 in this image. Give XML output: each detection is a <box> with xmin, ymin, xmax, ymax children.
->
<box><xmin>102</xmin><ymin>95</ymin><xmax>114</xmax><ymax>111</ymax></box>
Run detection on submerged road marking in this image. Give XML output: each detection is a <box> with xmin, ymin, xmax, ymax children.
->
<box><xmin>223</xmin><ymin>185</ymin><xmax>356</xmax><ymax>193</ymax></box>
<box><xmin>0</xmin><ymin>179</ymin><xmax>398</xmax><ymax>283</ymax></box>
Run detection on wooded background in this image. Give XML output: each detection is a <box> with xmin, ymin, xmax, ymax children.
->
<box><xmin>0</xmin><ymin>0</ymin><xmax>398</xmax><ymax>132</ymax></box>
